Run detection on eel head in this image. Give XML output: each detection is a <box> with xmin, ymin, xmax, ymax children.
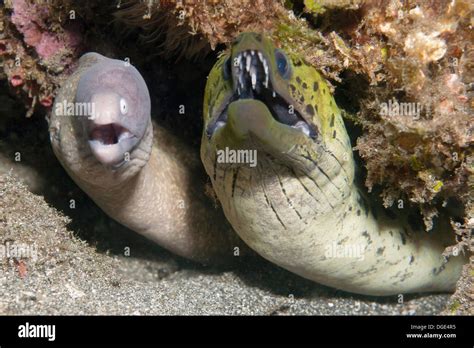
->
<box><xmin>201</xmin><ymin>32</ymin><xmax>353</xmax><ymax>178</ymax></box>
<box><xmin>75</xmin><ymin>57</ymin><xmax>151</xmax><ymax>168</ymax></box>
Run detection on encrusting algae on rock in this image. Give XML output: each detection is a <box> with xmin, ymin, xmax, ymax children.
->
<box><xmin>0</xmin><ymin>0</ymin><xmax>84</xmax><ymax>115</ymax></box>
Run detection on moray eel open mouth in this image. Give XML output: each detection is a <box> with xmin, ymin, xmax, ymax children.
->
<box><xmin>200</xmin><ymin>33</ymin><xmax>467</xmax><ymax>296</ymax></box>
<box><xmin>89</xmin><ymin>123</ymin><xmax>135</xmax><ymax>145</ymax></box>
<box><xmin>206</xmin><ymin>49</ymin><xmax>317</xmax><ymax>139</ymax></box>
<box><xmin>88</xmin><ymin>122</ymin><xmax>138</xmax><ymax>166</ymax></box>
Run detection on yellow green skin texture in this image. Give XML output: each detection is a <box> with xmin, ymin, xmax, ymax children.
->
<box><xmin>201</xmin><ymin>33</ymin><xmax>466</xmax><ymax>296</ymax></box>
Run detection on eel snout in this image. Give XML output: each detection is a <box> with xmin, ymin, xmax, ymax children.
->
<box><xmin>85</xmin><ymin>91</ymin><xmax>141</xmax><ymax>166</ymax></box>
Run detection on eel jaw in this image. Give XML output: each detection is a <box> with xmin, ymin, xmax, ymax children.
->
<box><xmin>88</xmin><ymin>123</ymin><xmax>138</xmax><ymax>166</ymax></box>
<box><xmin>206</xmin><ymin>49</ymin><xmax>317</xmax><ymax>139</ymax></box>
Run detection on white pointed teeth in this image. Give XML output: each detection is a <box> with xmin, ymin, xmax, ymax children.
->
<box><xmin>250</xmin><ymin>65</ymin><xmax>257</xmax><ymax>90</ymax></box>
<box><xmin>235</xmin><ymin>50</ymin><xmax>272</xmax><ymax>96</ymax></box>
<box><xmin>293</xmin><ymin>121</ymin><xmax>311</xmax><ymax>137</ymax></box>
<box><xmin>263</xmin><ymin>60</ymin><xmax>269</xmax><ymax>88</ymax></box>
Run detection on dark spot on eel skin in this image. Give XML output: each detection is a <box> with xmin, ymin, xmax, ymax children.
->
<box><xmin>389</xmin><ymin>230</ymin><xmax>393</xmax><ymax>236</ymax></box>
<box><xmin>337</xmin><ymin>236</ymin><xmax>349</xmax><ymax>245</ymax></box>
<box><xmin>332</xmin><ymin>130</ymin><xmax>336</xmax><ymax>138</ymax></box>
<box><xmin>357</xmin><ymin>209</ymin><xmax>361</xmax><ymax>216</ymax></box>
<box><xmin>399</xmin><ymin>271</ymin><xmax>414</xmax><ymax>283</ymax></box>
<box><xmin>302</xmin><ymin>82</ymin><xmax>308</xmax><ymax>89</ymax></box>
<box><xmin>376</xmin><ymin>247</ymin><xmax>385</xmax><ymax>255</ymax></box>
<box><xmin>255</xmin><ymin>33</ymin><xmax>262</xmax><ymax>42</ymax></box>
<box><xmin>403</xmin><ymin>226</ymin><xmax>410</xmax><ymax>237</ymax></box>
<box><xmin>290</xmin><ymin>84</ymin><xmax>297</xmax><ymax>94</ymax></box>
<box><xmin>361</xmin><ymin>230</ymin><xmax>372</xmax><ymax>244</ymax></box>
<box><xmin>349</xmin><ymin>206</ymin><xmax>352</xmax><ymax>211</ymax></box>
<box><xmin>399</xmin><ymin>231</ymin><xmax>406</xmax><ymax>245</ymax></box>
<box><xmin>330</xmin><ymin>114</ymin><xmax>335</xmax><ymax>127</ymax></box>
<box><xmin>390</xmin><ymin>270</ymin><xmax>403</xmax><ymax>279</ymax></box>
<box><xmin>386</xmin><ymin>259</ymin><xmax>401</xmax><ymax>266</ymax></box>
<box><xmin>296</xmin><ymin>76</ymin><xmax>302</xmax><ymax>84</ymax></box>
<box><xmin>305</xmin><ymin>104</ymin><xmax>315</xmax><ymax>116</ymax></box>
<box><xmin>432</xmin><ymin>264</ymin><xmax>446</xmax><ymax>276</ymax></box>
<box><xmin>357</xmin><ymin>265</ymin><xmax>378</xmax><ymax>276</ymax></box>
<box><xmin>313</xmin><ymin>82</ymin><xmax>318</xmax><ymax>91</ymax></box>
<box><xmin>409</xmin><ymin>255</ymin><xmax>415</xmax><ymax>264</ymax></box>
<box><xmin>357</xmin><ymin>192</ymin><xmax>370</xmax><ymax>216</ymax></box>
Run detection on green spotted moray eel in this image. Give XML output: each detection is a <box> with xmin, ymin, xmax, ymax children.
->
<box><xmin>200</xmin><ymin>33</ymin><xmax>467</xmax><ymax>295</ymax></box>
<box><xmin>49</xmin><ymin>52</ymin><xmax>242</xmax><ymax>264</ymax></box>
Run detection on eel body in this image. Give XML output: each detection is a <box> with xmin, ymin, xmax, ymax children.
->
<box><xmin>200</xmin><ymin>33</ymin><xmax>467</xmax><ymax>295</ymax></box>
<box><xmin>49</xmin><ymin>52</ymin><xmax>239</xmax><ymax>264</ymax></box>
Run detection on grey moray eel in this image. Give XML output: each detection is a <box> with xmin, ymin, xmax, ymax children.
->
<box><xmin>49</xmin><ymin>52</ymin><xmax>241</xmax><ymax>264</ymax></box>
<box><xmin>200</xmin><ymin>33</ymin><xmax>468</xmax><ymax>295</ymax></box>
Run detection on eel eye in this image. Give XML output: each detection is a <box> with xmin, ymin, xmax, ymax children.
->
<box><xmin>222</xmin><ymin>57</ymin><xmax>232</xmax><ymax>80</ymax></box>
<box><xmin>120</xmin><ymin>98</ymin><xmax>128</xmax><ymax>115</ymax></box>
<box><xmin>275</xmin><ymin>49</ymin><xmax>291</xmax><ymax>79</ymax></box>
